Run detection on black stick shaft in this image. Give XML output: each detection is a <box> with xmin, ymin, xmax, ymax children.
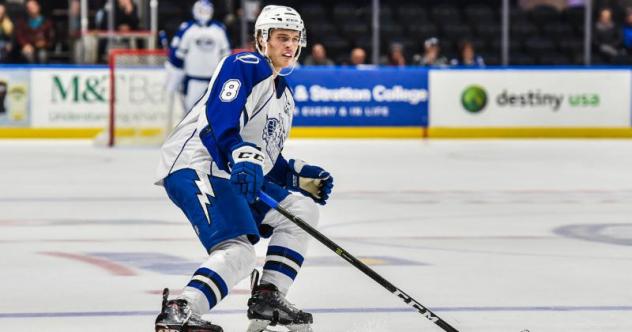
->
<box><xmin>259</xmin><ymin>192</ymin><xmax>459</xmax><ymax>332</ymax></box>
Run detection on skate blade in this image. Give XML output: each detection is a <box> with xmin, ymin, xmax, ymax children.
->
<box><xmin>286</xmin><ymin>324</ymin><xmax>313</xmax><ymax>332</ymax></box>
<box><xmin>246</xmin><ymin>319</ymin><xmax>312</xmax><ymax>332</ymax></box>
<box><xmin>247</xmin><ymin>319</ymin><xmax>270</xmax><ymax>332</ymax></box>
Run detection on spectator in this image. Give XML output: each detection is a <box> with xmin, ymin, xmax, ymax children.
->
<box><xmin>594</xmin><ymin>7</ymin><xmax>622</xmax><ymax>60</ymax></box>
<box><xmin>413</xmin><ymin>37</ymin><xmax>448</xmax><ymax>67</ymax></box>
<box><xmin>114</xmin><ymin>0</ymin><xmax>139</xmax><ymax>31</ymax></box>
<box><xmin>97</xmin><ymin>0</ymin><xmax>140</xmax><ymax>31</ymax></box>
<box><xmin>450</xmin><ymin>40</ymin><xmax>485</xmax><ymax>67</ymax></box>
<box><xmin>16</xmin><ymin>0</ymin><xmax>54</xmax><ymax>64</ymax></box>
<box><xmin>69</xmin><ymin>0</ymin><xmax>83</xmax><ymax>63</ymax></box>
<box><xmin>350</xmin><ymin>47</ymin><xmax>366</xmax><ymax>66</ymax></box>
<box><xmin>622</xmin><ymin>8</ymin><xmax>632</xmax><ymax>51</ymax></box>
<box><xmin>303</xmin><ymin>43</ymin><xmax>334</xmax><ymax>66</ymax></box>
<box><xmin>0</xmin><ymin>4</ymin><xmax>14</xmax><ymax>63</ymax></box>
<box><xmin>381</xmin><ymin>42</ymin><xmax>406</xmax><ymax>66</ymax></box>
<box><xmin>68</xmin><ymin>0</ymin><xmax>81</xmax><ymax>36</ymax></box>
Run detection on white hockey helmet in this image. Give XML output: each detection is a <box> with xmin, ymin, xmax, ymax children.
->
<box><xmin>193</xmin><ymin>0</ymin><xmax>214</xmax><ymax>25</ymax></box>
<box><xmin>254</xmin><ymin>5</ymin><xmax>307</xmax><ymax>58</ymax></box>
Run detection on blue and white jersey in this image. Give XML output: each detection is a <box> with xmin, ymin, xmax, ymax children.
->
<box><xmin>156</xmin><ymin>52</ymin><xmax>295</xmax><ymax>184</ymax></box>
<box><xmin>169</xmin><ymin>19</ymin><xmax>231</xmax><ymax>79</ymax></box>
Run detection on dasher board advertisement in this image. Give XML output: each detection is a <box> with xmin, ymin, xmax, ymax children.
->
<box><xmin>0</xmin><ymin>69</ymin><xmax>30</xmax><ymax>127</ymax></box>
<box><xmin>430</xmin><ymin>69</ymin><xmax>631</xmax><ymax>127</ymax></box>
<box><xmin>288</xmin><ymin>67</ymin><xmax>429</xmax><ymax>127</ymax></box>
<box><xmin>31</xmin><ymin>67</ymin><xmax>168</xmax><ymax>128</ymax></box>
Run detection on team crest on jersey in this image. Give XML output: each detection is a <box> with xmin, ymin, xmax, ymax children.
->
<box><xmin>236</xmin><ymin>54</ymin><xmax>260</xmax><ymax>64</ymax></box>
<box><xmin>195</xmin><ymin>38</ymin><xmax>215</xmax><ymax>50</ymax></box>
<box><xmin>262</xmin><ymin>115</ymin><xmax>286</xmax><ymax>162</ymax></box>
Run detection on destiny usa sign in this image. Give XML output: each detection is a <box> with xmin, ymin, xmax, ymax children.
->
<box><xmin>429</xmin><ymin>69</ymin><xmax>632</xmax><ymax>127</ymax></box>
<box><xmin>286</xmin><ymin>67</ymin><xmax>429</xmax><ymax>127</ymax></box>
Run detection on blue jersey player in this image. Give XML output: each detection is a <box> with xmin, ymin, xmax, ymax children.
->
<box><xmin>154</xmin><ymin>5</ymin><xmax>333</xmax><ymax>332</ymax></box>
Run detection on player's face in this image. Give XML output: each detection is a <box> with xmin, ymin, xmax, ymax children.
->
<box><xmin>267</xmin><ymin>29</ymin><xmax>301</xmax><ymax>70</ymax></box>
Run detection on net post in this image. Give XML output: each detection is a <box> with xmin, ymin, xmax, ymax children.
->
<box><xmin>108</xmin><ymin>49</ymin><xmax>118</xmax><ymax>147</ymax></box>
<box><xmin>106</xmin><ymin>48</ymin><xmax>170</xmax><ymax>147</ymax></box>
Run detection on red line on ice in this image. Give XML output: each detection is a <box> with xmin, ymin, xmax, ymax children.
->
<box><xmin>39</xmin><ymin>251</ymin><xmax>137</xmax><ymax>276</ymax></box>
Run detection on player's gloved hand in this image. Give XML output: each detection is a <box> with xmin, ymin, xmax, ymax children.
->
<box><xmin>287</xmin><ymin>159</ymin><xmax>334</xmax><ymax>205</ymax></box>
<box><xmin>229</xmin><ymin>143</ymin><xmax>265</xmax><ymax>203</ymax></box>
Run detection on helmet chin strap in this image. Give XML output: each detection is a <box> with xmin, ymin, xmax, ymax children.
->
<box><xmin>262</xmin><ymin>40</ymin><xmax>302</xmax><ymax>77</ymax></box>
<box><xmin>277</xmin><ymin>46</ymin><xmax>302</xmax><ymax>77</ymax></box>
<box><xmin>261</xmin><ymin>41</ymin><xmax>276</xmax><ymax>74</ymax></box>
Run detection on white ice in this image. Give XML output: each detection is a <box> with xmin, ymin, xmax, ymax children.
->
<box><xmin>1</xmin><ymin>139</ymin><xmax>631</xmax><ymax>332</ymax></box>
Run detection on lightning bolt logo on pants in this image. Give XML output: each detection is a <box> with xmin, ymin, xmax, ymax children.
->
<box><xmin>194</xmin><ymin>171</ymin><xmax>214</xmax><ymax>224</ymax></box>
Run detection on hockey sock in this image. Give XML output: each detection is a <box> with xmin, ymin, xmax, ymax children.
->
<box><xmin>181</xmin><ymin>235</ymin><xmax>256</xmax><ymax>314</ymax></box>
<box><xmin>260</xmin><ymin>195</ymin><xmax>319</xmax><ymax>294</ymax></box>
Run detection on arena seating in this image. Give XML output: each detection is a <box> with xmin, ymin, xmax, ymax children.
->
<box><xmin>8</xmin><ymin>0</ymin><xmax>620</xmax><ymax>66</ymax></box>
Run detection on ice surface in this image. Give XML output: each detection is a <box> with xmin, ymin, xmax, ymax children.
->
<box><xmin>1</xmin><ymin>139</ymin><xmax>631</xmax><ymax>331</ymax></box>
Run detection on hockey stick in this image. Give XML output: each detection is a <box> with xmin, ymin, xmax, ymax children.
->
<box><xmin>258</xmin><ymin>191</ymin><xmax>459</xmax><ymax>332</ymax></box>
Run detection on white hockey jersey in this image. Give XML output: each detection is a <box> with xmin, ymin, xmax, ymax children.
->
<box><xmin>156</xmin><ymin>52</ymin><xmax>295</xmax><ymax>184</ymax></box>
<box><xmin>169</xmin><ymin>20</ymin><xmax>231</xmax><ymax>79</ymax></box>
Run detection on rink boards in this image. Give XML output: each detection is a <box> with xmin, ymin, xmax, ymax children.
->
<box><xmin>1</xmin><ymin>65</ymin><xmax>632</xmax><ymax>138</ymax></box>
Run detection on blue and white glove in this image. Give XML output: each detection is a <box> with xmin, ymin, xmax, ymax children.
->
<box><xmin>229</xmin><ymin>143</ymin><xmax>265</xmax><ymax>203</ymax></box>
<box><xmin>287</xmin><ymin>159</ymin><xmax>334</xmax><ymax>205</ymax></box>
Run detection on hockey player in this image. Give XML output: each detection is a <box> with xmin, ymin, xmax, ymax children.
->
<box><xmin>154</xmin><ymin>5</ymin><xmax>333</xmax><ymax>332</ymax></box>
<box><xmin>165</xmin><ymin>0</ymin><xmax>231</xmax><ymax>113</ymax></box>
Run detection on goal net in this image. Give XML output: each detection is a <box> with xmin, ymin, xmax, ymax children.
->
<box><xmin>97</xmin><ymin>49</ymin><xmax>183</xmax><ymax>146</ymax></box>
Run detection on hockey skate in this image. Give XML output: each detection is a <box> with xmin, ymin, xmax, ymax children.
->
<box><xmin>155</xmin><ymin>288</ymin><xmax>223</xmax><ymax>332</ymax></box>
<box><xmin>246</xmin><ymin>270</ymin><xmax>313</xmax><ymax>332</ymax></box>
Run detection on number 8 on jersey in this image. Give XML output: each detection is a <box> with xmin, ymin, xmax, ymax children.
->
<box><xmin>220</xmin><ymin>79</ymin><xmax>241</xmax><ymax>102</ymax></box>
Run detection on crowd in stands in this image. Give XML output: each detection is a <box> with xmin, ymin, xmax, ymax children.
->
<box><xmin>593</xmin><ymin>6</ymin><xmax>632</xmax><ymax>63</ymax></box>
<box><xmin>0</xmin><ymin>0</ymin><xmax>54</xmax><ymax>64</ymax></box>
<box><xmin>300</xmin><ymin>36</ymin><xmax>486</xmax><ymax>68</ymax></box>
<box><xmin>0</xmin><ymin>0</ymin><xmax>144</xmax><ymax>64</ymax></box>
<box><xmin>3</xmin><ymin>0</ymin><xmax>632</xmax><ymax>65</ymax></box>
<box><xmin>95</xmin><ymin>0</ymin><xmax>139</xmax><ymax>31</ymax></box>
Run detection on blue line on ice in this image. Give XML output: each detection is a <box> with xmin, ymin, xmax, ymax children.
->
<box><xmin>2</xmin><ymin>306</ymin><xmax>632</xmax><ymax>319</ymax></box>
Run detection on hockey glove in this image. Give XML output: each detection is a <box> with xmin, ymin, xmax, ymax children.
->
<box><xmin>229</xmin><ymin>143</ymin><xmax>265</xmax><ymax>203</ymax></box>
<box><xmin>287</xmin><ymin>159</ymin><xmax>334</xmax><ymax>205</ymax></box>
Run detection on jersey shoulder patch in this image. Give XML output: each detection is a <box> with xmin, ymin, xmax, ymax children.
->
<box><xmin>230</xmin><ymin>52</ymin><xmax>272</xmax><ymax>78</ymax></box>
<box><xmin>235</xmin><ymin>53</ymin><xmax>260</xmax><ymax>64</ymax></box>
<box><xmin>214</xmin><ymin>53</ymin><xmax>271</xmax><ymax>97</ymax></box>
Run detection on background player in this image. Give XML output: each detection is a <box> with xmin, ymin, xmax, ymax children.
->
<box><xmin>154</xmin><ymin>5</ymin><xmax>333</xmax><ymax>332</ymax></box>
<box><xmin>164</xmin><ymin>0</ymin><xmax>231</xmax><ymax>113</ymax></box>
